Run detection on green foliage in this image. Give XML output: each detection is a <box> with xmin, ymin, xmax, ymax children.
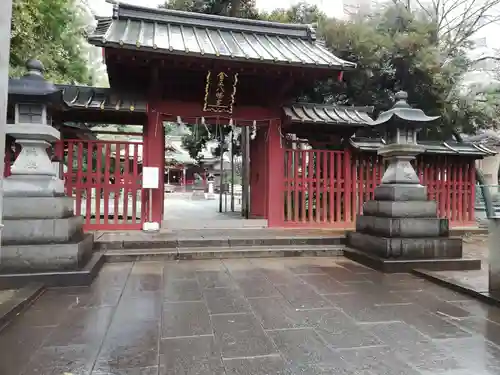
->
<box><xmin>10</xmin><ymin>0</ymin><xmax>92</xmax><ymax>84</ymax></box>
<box><xmin>161</xmin><ymin>0</ymin><xmax>259</xmax><ymax>18</ymax></box>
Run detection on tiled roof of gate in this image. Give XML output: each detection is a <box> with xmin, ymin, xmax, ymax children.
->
<box><xmin>283</xmin><ymin>103</ymin><xmax>374</xmax><ymax>126</ymax></box>
<box><xmin>57</xmin><ymin>85</ymin><xmax>147</xmax><ymax>112</ymax></box>
<box><xmin>88</xmin><ymin>3</ymin><xmax>355</xmax><ymax>69</ymax></box>
<box><xmin>350</xmin><ymin>137</ymin><xmax>496</xmax><ymax>156</ymax></box>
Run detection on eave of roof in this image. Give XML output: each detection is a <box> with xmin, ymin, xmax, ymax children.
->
<box><xmin>349</xmin><ymin>137</ymin><xmax>496</xmax><ymax>157</ymax></box>
<box><xmin>88</xmin><ymin>2</ymin><xmax>355</xmax><ymax>70</ymax></box>
<box><xmin>283</xmin><ymin>103</ymin><xmax>374</xmax><ymax>126</ymax></box>
<box><xmin>56</xmin><ymin>85</ymin><xmax>147</xmax><ymax>113</ymax></box>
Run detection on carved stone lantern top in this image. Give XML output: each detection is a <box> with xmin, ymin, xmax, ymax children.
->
<box><xmin>8</xmin><ymin>59</ymin><xmax>62</xmax><ymax>105</ymax></box>
<box><xmin>373</xmin><ymin>91</ymin><xmax>440</xmax><ymax>185</ymax></box>
<box><xmin>372</xmin><ymin>91</ymin><xmax>440</xmax><ymax>128</ymax></box>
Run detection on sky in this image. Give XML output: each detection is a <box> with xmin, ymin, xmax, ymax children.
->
<box><xmin>89</xmin><ymin>0</ymin><xmax>499</xmax><ymax>48</ymax></box>
<box><xmin>90</xmin><ymin>0</ymin><xmax>343</xmax><ymax>17</ymax></box>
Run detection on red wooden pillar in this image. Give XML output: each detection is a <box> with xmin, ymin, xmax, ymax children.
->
<box><xmin>266</xmin><ymin>119</ymin><xmax>284</xmax><ymax>226</ymax></box>
<box><xmin>250</xmin><ymin>128</ymin><xmax>266</xmax><ymax>218</ymax></box>
<box><xmin>145</xmin><ymin>106</ymin><xmax>165</xmax><ymax>225</ymax></box>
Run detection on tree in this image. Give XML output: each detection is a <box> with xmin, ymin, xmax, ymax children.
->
<box><xmin>10</xmin><ymin>0</ymin><xmax>93</xmax><ymax>84</ymax></box>
<box><xmin>160</xmin><ymin>0</ymin><xmax>258</xmax><ymax>18</ymax></box>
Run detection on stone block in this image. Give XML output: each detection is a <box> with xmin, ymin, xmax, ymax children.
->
<box><xmin>0</xmin><ymin>233</ymin><xmax>94</xmax><ymax>272</ymax></box>
<box><xmin>3</xmin><ymin>196</ymin><xmax>75</xmax><ymax>219</ymax></box>
<box><xmin>489</xmin><ymin>218</ymin><xmax>500</xmax><ymax>293</ymax></box>
<box><xmin>347</xmin><ymin>231</ymin><xmax>462</xmax><ymax>259</ymax></box>
<box><xmin>362</xmin><ymin>200</ymin><xmax>437</xmax><ymax>218</ymax></box>
<box><xmin>355</xmin><ymin>216</ymin><xmax>448</xmax><ymax>237</ymax></box>
<box><xmin>374</xmin><ymin>184</ymin><xmax>427</xmax><ymax>201</ymax></box>
<box><xmin>2</xmin><ymin>216</ymin><xmax>83</xmax><ymax>245</ymax></box>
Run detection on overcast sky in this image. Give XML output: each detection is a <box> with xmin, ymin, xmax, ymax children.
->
<box><xmin>89</xmin><ymin>0</ymin><xmax>498</xmax><ymax>48</ymax></box>
<box><xmin>90</xmin><ymin>0</ymin><xmax>343</xmax><ymax>17</ymax></box>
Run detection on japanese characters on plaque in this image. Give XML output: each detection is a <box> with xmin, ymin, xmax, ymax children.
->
<box><xmin>203</xmin><ymin>71</ymin><xmax>238</xmax><ymax>114</ymax></box>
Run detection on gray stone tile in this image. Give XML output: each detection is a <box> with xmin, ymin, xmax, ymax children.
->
<box><xmin>259</xmin><ymin>268</ymin><xmax>297</xmax><ymax>285</ymax></box>
<box><xmin>451</xmin><ymin>316</ymin><xmax>500</xmax><ymax>346</ymax></box>
<box><xmin>276</xmin><ymin>283</ymin><xmax>331</xmax><ymax>310</ymax></box>
<box><xmin>394</xmin><ymin>290</ymin><xmax>473</xmax><ymax>318</ymax></box>
<box><xmin>340</xmin><ymin>346</ymin><xmax>421</xmax><ymax>375</ymax></box>
<box><xmin>237</xmin><ymin>277</ymin><xmax>279</xmax><ymax>298</ymax></box>
<box><xmin>295</xmin><ymin>309</ymin><xmax>382</xmax><ymax>349</ymax></box>
<box><xmin>436</xmin><ymin>337</ymin><xmax>500</xmax><ymax>374</ymax></box>
<box><xmin>164</xmin><ymin>279</ymin><xmax>203</xmax><ymax>302</ymax></box>
<box><xmin>321</xmin><ymin>267</ymin><xmax>369</xmax><ymax>283</ymax></box>
<box><xmin>223</xmin><ymin>356</ymin><xmax>294</xmax><ymax>375</ymax></box>
<box><xmin>162</xmin><ymin>301</ymin><xmax>212</xmax><ymax>338</ymax></box>
<box><xmin>203</xmin><ymin>287</ymin><xmax>251</xmax><ymax>315</ymax></box>
<box><xmin>299</xmin><ymin>274</ymin><xmax>354</xmax><ymax>295</ymax></box>
<box><xmin>0</xmin><ymin>326</ymin><xmax>55</xmax><ymax>375</ymax></box>
<box><xmin>43</xmin><ymin>307</ymin><xmax>114</xmax><ymax>346</ymax></box>
<box><xmin>267</xmin><ymin>328</ymin><xmax>338</xmax><ymax>368</ymax></box>
<box><xmin>71</xmin><ymin>288</ymin><xmax>124</xmax><ymax>308</ymax></box>
<box><xmin>92</xmin><ymin>367</ymin><xmax>158</xmax><ymax>375</ymax></box>
<box><xmin>22</xmin><ymin>344</ymin><xmax>99</xmax><ymax>375</ymax></box>
<box><xmin>197</xmin><ymin>270</ymin><xmax>235</xmax><ymax>288</ymax></box>
<box><xmin>401</xmin><ymin>310</ymin><xmax>472</xmax><ymax>339</ymax></box>
<box><xmin>211</xmin><ymin>313</ymin><xmax>277</xmax><ymax>358</ymax></box>
<box><xmin>367</xmin><ymin>322</ymin><xmax>460</xmax><ymax>371</ymax></box>
<box><xmin>288</xmin><ymin>264</ymin><xmax>326</xmax><ymax>275</ymax></box>
<box><xmin>114</xmin><ymin>292</ymin><xmax>162</xmax><ymax>322</ymax></box>
<box><xmin>324</xmin><ymin>293</ymin><xmax>414</xmax><ymax>323</ymax></box>
<box><xmin>249</xmin><ymin>297</ymin><xmax>300</xmax><ymax>330</ymax></box>
<box><xmin>159</xmin><ymin>335</ymin><xmax>224</xmax><ymax>375</ymax></box>
<box><xmin>96</xmin><ymin>320</ymin><xmax>159</xmax><ymax>371</ymax></box>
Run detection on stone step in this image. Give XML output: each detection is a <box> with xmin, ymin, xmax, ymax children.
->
<box><xmin>0</xmin><ymin>253</ymin><xmax>105</xmax><ymax>288</ymax></box>
<box><xmin>104</xmin><ymin>245</ymin><xmax>345</xmax><ymax>262</ymax></box>
<box><xmin>343</xmin><ymin>247</ymin><xmax>481</xmax><ymax>273</ymax></box>
<box><xmin>0</xmin><ymin>284</ymin><xmax>44</xmax><ymax>331</ymax></box>
<box><xmin>95</xmin><ymin>236</ymin><xmax>345</xmax><ymax>250</ymax></box>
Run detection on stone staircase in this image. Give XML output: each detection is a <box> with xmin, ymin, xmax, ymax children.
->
<box><xmin>95</xmin><ymin>228</ymin><xmax>346</xmax><ymax>262</ymax></box>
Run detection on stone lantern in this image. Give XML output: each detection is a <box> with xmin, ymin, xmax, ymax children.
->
<box><xmin>346</xmin><ymin>91</ymin><xmax>479</xmax><ymax>272</ymax></box>
<box><xmin>0</xmin><ymin>59</ymin><xmax>94</xmax><ymax>276</ymax></box>
<box><xmin>4</xmin><ymin>59</ymin><xmax>64</xmax><ymax>196</ymax></box>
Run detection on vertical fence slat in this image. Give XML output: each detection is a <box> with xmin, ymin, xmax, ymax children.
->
<box><xmin>322</xmin><ymin>150</ymin><xmax>328</xmax><ymax>223</ymax></box>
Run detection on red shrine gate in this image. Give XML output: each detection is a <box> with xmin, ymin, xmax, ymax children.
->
<box><xmin>3</xmin><ymin>124</ymin><xmax>481</xmax><ymax>231</ymax></box>
<box><xmin>4</xmin><ymin>4</ymin><xmax>484</xmax><ymax>232</ymax></box>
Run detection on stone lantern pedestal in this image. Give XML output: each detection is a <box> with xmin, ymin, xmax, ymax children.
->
<box><xmin>345</xmin><ymin>91</ymin><xmax>481</xmax><ymax>272</ymax></box>
<box><xmin>0</xmin><ymin>60</ymin><xmax>97</xmax><ymax>283</ymax></box>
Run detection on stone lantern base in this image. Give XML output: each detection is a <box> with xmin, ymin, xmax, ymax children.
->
<box><xmin>345</xmin><ymin>183</ymin><xmax>481</xmax><ymax>272</ymax></box>
<box><xmin>0</xmin><ymin>196</ymin><xmax>95</xmax><ymax>274</ymax></box>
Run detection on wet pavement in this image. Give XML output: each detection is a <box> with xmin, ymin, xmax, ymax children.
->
<box><xmin>2</xmin><ymin>257</ymin><xmax>500</xmax><ymax>374</ymax></box>
<box><xmin>418</xmin><ymin>235</ymin><xmax>489</xmax><ymax>293</ymax></box>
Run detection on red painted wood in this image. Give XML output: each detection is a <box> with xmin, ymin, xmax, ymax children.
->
<box><xmin>458</xmin><ymin>161</ymin><xmax>463</xmax><ymax>223</ymax></box>
<box><xmin>266</xmin><ymin>119</ymin><xmax>285</xmax><ymax>226</ymax></box>
<box><xmin>280</xmin><ymin>149</ymin><xmax>478</xmax><ymax>229</ymax></box>
<box><xmin>62</xmin><ymin>139</ymin><xmax>143</xmax><ymax>231</ymax></box>
<box><xmin>322</xmin><ymin>151</ymin><xmax>328</xmax><ymax>223</ymax></box>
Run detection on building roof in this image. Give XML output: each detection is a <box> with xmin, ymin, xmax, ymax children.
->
<box><xmin>283</xmin><ymin>103</ymin><xmax>374</xmax><ymax>126</ymax></box>
<box><xmin>350</xmin><ymin>137</ymin><xmax>496</xmax><ymax>157</ymax></box>
<box><xmin>57</xmin><ymin>85</ymin><xmax>147</xmax><ymax>113</ymax></box>
<box><xmin>88</xmin><ymin>3</ymin><xmax>355</xmax><ymax>69</ymax></box>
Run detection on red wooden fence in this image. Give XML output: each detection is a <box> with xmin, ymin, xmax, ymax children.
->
<box><xmin>2</xmin><ymin>140</ymin><xmax>478</xmax><ymax>231</ymax></box>
<box><xmin>283</xmin><ymin>149</ymin><xmax>476</xmax><ymax>228</ymax></box>
<box><xmin>62</xmin><ymin>140</ymin><xmax>144</xmax><ymax>230</ymax></box>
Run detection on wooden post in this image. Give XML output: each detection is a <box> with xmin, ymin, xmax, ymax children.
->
<box><xmin>230</xmin><ymin>129</ymin><xmax>235</xmax><ymax>212</ymax></box>
<box><xmin>219</xmin><ymin>129</ymin><xmax>224</xmax><ymax>213</ymax></box>
<box><xmin>241</xmin><ymin>126</ymin><xmax>250</xmax><ymax>219</ymax></box>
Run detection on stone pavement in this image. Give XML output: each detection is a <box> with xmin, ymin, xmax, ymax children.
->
<box><xmin>417</xmin><ymin>235</ymin><xmax>489</xmax><ymax>293</ymax></box>
<box><xmin>2</xmin><ymin>257</ymin><xmax>500</xmax><ymax>374</ymax></box>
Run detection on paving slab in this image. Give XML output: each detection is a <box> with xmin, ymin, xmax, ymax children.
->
<box><xmin>1</xmin><ymin>256</ymin><xmax>500</xmax><ymax>375</ymax></box>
